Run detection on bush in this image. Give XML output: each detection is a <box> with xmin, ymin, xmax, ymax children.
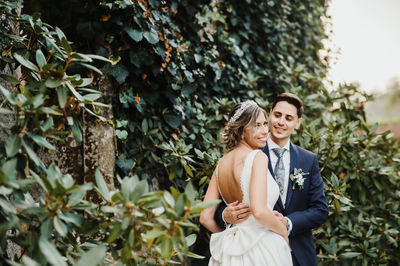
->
<box><xmin>297</xmin><ymin>84</ymin><xmax>400</xmax><ymax>264</ymax></box>
<box><xmin>0</xmin><ymin>1</ymin><xmax>205</xmax><ymax>264</ymax></box>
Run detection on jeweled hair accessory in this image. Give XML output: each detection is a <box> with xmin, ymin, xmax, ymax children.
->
<box><xmin>228</xmin><ymin>100</ymin><xmax>258</xmax><ymax>124</ymax></box>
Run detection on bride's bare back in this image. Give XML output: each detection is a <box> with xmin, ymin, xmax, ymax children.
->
<box><xmin>217</xmin><ymin>147</ymin><xmax>254</xmax><ymax>204</ymax></box>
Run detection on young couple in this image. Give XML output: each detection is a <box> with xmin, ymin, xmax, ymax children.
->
<box><xmin>200</xmin><ymin>93</ymin><xmax>329</xmax><ymax>265</ymax></box>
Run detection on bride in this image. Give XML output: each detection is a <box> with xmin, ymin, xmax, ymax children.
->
<box><xmin>200</xmin><ymin>100</ymin><xmax>293</xmax><ymax>265</ymax></box>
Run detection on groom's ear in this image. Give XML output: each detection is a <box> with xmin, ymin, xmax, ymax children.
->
<box><xmin>295</xmin><ymin>117</ymin><xmax>302</xmax><ymax>130</ymax></box>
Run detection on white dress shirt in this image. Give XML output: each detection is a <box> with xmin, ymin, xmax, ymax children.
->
<box><xmin>267</xmin><ymin>137</ymin><xmax>293</xmax><ymax>234</ymax></box>
<box><xmin>267</xmin><ymin>137</ymin><xmax>291</xmax><ymax>206</ymax></box>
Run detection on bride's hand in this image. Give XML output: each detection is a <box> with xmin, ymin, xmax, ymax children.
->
<box><xmin>273</xmin><ymin>210</ymin><xmax>283</xmax><ymax>220</ymax></box>
<box><xmin>283</xmin><ymin>235</ymin><xmax>289</xmax><ymax>245</ymax></box>
<box><xmin>273</xmin><ymin>211</ymin><xmax>288</xmax><ymax>227</ymax></box>
<box><xmin>224</xmin><ymin>201</ymin><xmax>251</xmax><ymax>224</ymax></box>
<box><xmin>278</xmin><ymin>224</ymin><xmax>289</xmax><ymax>244</ymax></box>
<box><xmin>273</xmin><ymin>211</ymin><xmax>289</xmax><ymax>244</ymax></box>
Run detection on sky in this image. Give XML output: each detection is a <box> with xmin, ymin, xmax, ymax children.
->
<box><xmin>327</xmin><ymin>0</ymin><xmax>400</xmax><ymax>93</ymax></box>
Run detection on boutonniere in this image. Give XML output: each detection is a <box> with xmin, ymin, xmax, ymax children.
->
<box><xmin>290</xmin><ymin>168</ymin><xmax>309</xmax><ymax>190</ymax></box>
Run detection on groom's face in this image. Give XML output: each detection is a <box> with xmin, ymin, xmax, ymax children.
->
<box><xmin>269</xmin><ymin>101</ymin><xmax>302</xmax><ymax>146</ymax></box>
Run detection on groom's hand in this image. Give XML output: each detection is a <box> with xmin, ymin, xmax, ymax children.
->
<box><xmin>224</xmin><ymin>201</ymin><xmax>251</xmax><ymax>224</ymax></box>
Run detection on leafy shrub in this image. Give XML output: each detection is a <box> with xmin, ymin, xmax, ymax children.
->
<box><xmin>0</xmin><ymin>1</ymin><xmax>205</xmax><ymax>264</ymax></box>
<box><xmin>296</xmin><ymin>84</ymin><xmax>400</xmax><ymax>264</ymax></box>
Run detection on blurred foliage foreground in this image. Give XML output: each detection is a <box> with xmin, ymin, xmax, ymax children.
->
<box><xmin>0</xmin><ymin>0</ymin><xmax>400</xmax><ymax>265</ymax></box>
<box><xmin>0</xmin><ymin>1</ymin><xmax>207</xmax><ymax>265</ymax></box>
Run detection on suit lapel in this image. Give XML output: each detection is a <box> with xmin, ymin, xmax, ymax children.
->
<box><xmin>285</xmin><ymin>143</ymin><xmax>298</xmax><ymax>208</ymax></box>
<box><xmin>264</xmin><ymin>145</ymin><xmax>275</xmax><ymax>177</ymax></box>
<box><xmin>263</xmin><ymin>145</ymin><xmax>284</xmax><ymax>210</ymax></box>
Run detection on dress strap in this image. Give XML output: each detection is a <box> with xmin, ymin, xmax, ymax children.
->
<box><xmin>242</xmin><ymin>149</ymin><xmax>262</xmax><ymax>170</ymax></box>
<box><xmin>240</xmin><ymin>149</ymin><xmax>262</xmax><ymax>204</ymax></box>
<box><xmin>215</xmin><ymin>162</ymin><xmax>228</xmax><ymax>205</ymax></box>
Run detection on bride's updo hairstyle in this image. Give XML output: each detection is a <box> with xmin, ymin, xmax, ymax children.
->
<box><xmin>222</xmin><ymin>100</ymin><xmax>267</xmax><ymax>151</ymax></box>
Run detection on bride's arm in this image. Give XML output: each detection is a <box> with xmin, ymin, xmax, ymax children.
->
<box><xmin>250</xmin><ymin>152</ymin><xmax>288</xmax><ymax>242</ymax></box>
<box><xmin>200</xmin><ymin>170</ymin><xmax>223</xmax><ymax>233</ymax></box>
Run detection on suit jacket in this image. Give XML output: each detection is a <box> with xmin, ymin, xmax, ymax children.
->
<box><xmin>214</xmin><ymin>143</ymin><xmax>329</xmax><ymax>266</ymax></box>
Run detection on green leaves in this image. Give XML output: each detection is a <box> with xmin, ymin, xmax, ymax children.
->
<box><xmin>59</xmin><ymin>213</ymin><xmax>83</xmax><ymax>227</ymax></box>
<box><xmin>60</xmin><ymin>37</ymin><xmax>72</xmax><ymax>54</ymax></box>
<box><xmin>164</xmin><ymin>112</ymin><xmax>181</xmax><ymax>128</ymax></box>
<box><xmin>65</xmin><ymin>81</ymin><xmax>83</xmax><ymax>101</ymax></box>
<box><xmin>45</xmin><ymin>78</ymin><xmax>62</xmax><ymax>88</ymax></box>
<box><xmin>141</xmin><ymin>118</ymin><xmax>148</xmax><ymax>133</ymax></box>
<box><xmin>53</xmin><ymin>217</ymin><xmax>68</xmax><ymax>237</ymax></box>
<box><xmin>0</xmin><ymin>3</ymin><xmax>207</xmax><ymax>266</ymax></box>
<box><xmin>56</xmin><ymin>86</ymin><xmax>68</xmax><ymax>108</ymax></box>
<box><xmin>21</xmin><ymin>139</ymin><xmax>46</xmax><ymax>171</ymax></box>
<box><xmin>143</xmin><ymin>229</ymin><xmax>165</xmax><ymax>240</ymax></box>
<box><xmin>13</xmin><ymin>52</ymin><xmax>39</xmax><ymax>72</ymax></box>
<box><xmin>71</xmin><ymin>118</ymin><xmax>83</xmax><ymax>143</ymax></box>
<box><xmin>115</xmin><ymin>129</ymin><xmax>128</xmax><ymax>140</ymax></box>
<box><xmin>39</xmin><ymin>237</ymin><xmax>67</xmax><ymax>266</ymax></box>
<box><xmin>108</xmin><ymin>64</ymin><xmax>129</xmax><ymax>84</ymax></box>
<box><xmin>304</xmin><ymin>85</ymin><xmax>400</xmax><ymax>264</ymax></box>
<box><xmin>40</xmin><ymin>116</ymin><xmax>54</xmax><ymax>132</ymax></box>
<box><xmin>35</xmin><ymin>49</ymin><xmax>46</xmax><ymax>67</ymax></box>
<box><xmin>143</xmin><ymin>27</ymin><xmax>159</xmax><ymax>44</ymax></box>
<box><xmin>95</xmin><ymin>169</ymin><xmax>111</xmax><ymax>201</ymax></box>
<box><xmin>0</xmin><ymin>84</ymin><xmax>17</xmax><ymax>105</ymax></box>
<box><xmin>26</xmin><ymin>132</ymin><xmax>55</xmax><ymax>150</ymax></box>
<box><xmin>107</xmin><ymin>224</ymin><xmax>121</xmax><ymax>243</ymax></box>
<box><xmin>0</xmin><ymin>73</ymin><xmax>19</xmax><ymax>85</ymax></box>
<box><xmin>75</xmin><ymin>245</ymin><xmax>106</xmax><ymax>266</ymax></box>
<box><xmin>56</xmin><ymin>27</ymin><xmax>72</xmax><ymax>54</ymax></box>
<box><xmin>5</xmin><ymin>135</ymin><xmax>21</xmax><ymax>157</ymax></box>
<box><xmin>124</xmin><ymin>27</ymin><xmax>143</xmax><ymax>42</ymax></box>
<box><xmin>160</xmin><ymin>236</ymin><xmax>173</xmax><ymax>260</ymax></box>
<box><xmin>185</xmin><ymin>234</ymin><xmax>197</xmax><ymax>247</ymax></box>
<box><xmin>120</xmin><ymin>176</ymin><xmax>148</xmax><ymax>202</ymax></box>
<box><xmin>340</xmin><ymin>252</ymin><xmax>361</xmax><ymax>259</ymax></box>
<box><xmin>116</xmin><ymin>154</ymin><xmax>135</xmax><ymax>174</ymax></box>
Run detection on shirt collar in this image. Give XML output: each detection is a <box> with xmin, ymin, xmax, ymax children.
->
<box><xmin>267</xmin><ymin>136</ymin><xmax>290</xmax><ymax>151</ymax></box>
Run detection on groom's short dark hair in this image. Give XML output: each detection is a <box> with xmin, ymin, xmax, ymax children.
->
<box><xmin>272</xmin><ymin>93</ymin><xmax>304</xmax><ymax>118</ymax></box>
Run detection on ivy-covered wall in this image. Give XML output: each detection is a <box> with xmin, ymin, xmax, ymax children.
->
<box><xmin>32</xmin><ymin>0</ymin><xmax>331</xmax><ymax>185</ymax></box>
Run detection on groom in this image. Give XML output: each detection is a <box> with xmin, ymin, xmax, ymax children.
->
<box><xmin>214</xmin><ymin>93</ymin><xmax>329</xmax><ymax>266</ymax></box>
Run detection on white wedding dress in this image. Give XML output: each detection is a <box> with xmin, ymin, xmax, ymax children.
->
<box><xmin>209</xmin><ymin>150</ymin><xmax>293</xmax><ymax>266</ymax></box>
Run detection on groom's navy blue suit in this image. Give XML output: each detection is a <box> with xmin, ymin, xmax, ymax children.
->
<box><xmin>215</xmin><ymin>143</ymin><xmax>328</xmax><ymax>266</ymax></box>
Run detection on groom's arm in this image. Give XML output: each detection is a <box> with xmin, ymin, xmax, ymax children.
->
<box><xmin>214</xmin><ymin>202</ymin><xmax>227</xmax><ymax>230</ymax></box>
<box><xmin>287</xmin><ymin>155</ymin><xmax>329</xmax><ymax>236</ymax></box>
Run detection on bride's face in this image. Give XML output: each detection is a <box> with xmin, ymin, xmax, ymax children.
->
<box><xmin>243</xmin><ymin>112</ymin><xmax>268</xmax><ymax>149</ymax></box>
